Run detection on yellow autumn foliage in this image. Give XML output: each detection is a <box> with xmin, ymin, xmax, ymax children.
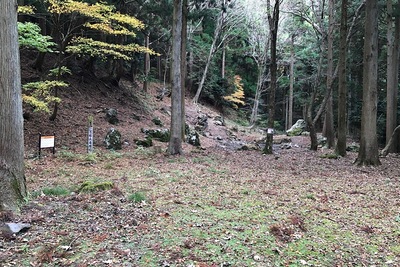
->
<box><xmin>18</xmin><ymin>5</ymin><xmax>35</xmax><ymax>14</ymax></box>
<box><xmin>23</xmin><ymin>80</ymin><xmax>68</xmax><ymax>113</ymax></box>
<box><xmin>46</xmin><ymin>0</ymin><xmax>144</xmax><ymax>34</ymax></box>
<box><xmin>67</xmin><ymin>37</ymin><xmax>159</xmax><ymax>60</ymax></box>
<box><xmin>223</xmin><ymin>75</ymin><xmax>245</xmax><ymax>109</ymax></box>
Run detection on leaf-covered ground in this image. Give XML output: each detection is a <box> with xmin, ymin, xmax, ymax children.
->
<box><xmin>1</xmin><ymin>142</ymin><xmax>400</xmax><ymax>267</ymax></box>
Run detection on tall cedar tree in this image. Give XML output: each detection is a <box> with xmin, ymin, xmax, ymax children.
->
<box><xmin>264</xmin><ymin>0</ymin><xmax>281</xmax><ymax>154</ymax></box>
<box><xmin>355</xmin><ymin>0</ymin><xmax>380</xmax><ymax>166</ymax></box>
<box><xmin>335</xmin><ymin>0</ymin><xmax>348</xmax><ymax>156</ymax></box>
<box><xmin>169</xmin><ymin>0</ymin><xmax>186</xmax><ymax>155</ymax></box>
<box><xmin>0</xmin><ymin>0</ymin><xmax>27</xmax><ymax>212</ymax></box>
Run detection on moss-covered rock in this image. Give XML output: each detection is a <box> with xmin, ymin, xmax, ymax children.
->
<box><xmin>135</xmin><ymin>137</ymin><xmax>153</xmax><ymax>147</ymax></box>
<box><xmin>79</xmin><ymin>181</ymin><xmax>114</xmax><ymax>192</ymax></box>
<box><xmin>286</xmin><ymin>119</ymin><xmax>306</xmax><ymax>136</ymax></box>
<box><xmin>141</xmin><ymin>128</ymin><xmax>170</xmax><ymax>142</ymax></box>
<box><xmin>104</xmin><ymin>128</ymin><xmax>122</xmax><ymax>150</ymax></box>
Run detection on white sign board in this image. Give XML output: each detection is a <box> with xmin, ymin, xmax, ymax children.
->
<box><xmin>88</xmin><ymin>127</ymin><xmax>94</xmax><ymax>153</ymax></box>
<box><xmin>40</xmin><ymin>135</ymin><xmax>55</xmax><ymax>148</ymax></box>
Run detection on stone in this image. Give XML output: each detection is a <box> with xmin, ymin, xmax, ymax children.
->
<box><xmin>135</xmin><ymin>137</ymin><xmax>153</xmax><ymax>147</ymax></box>
<box><xmin>194</xmin><ymin>115</ymin><xmax>208</xmax><ymax>136</ymax></box>
<box><xmin>346</xmin><ymin>143</ymin><xmax>359</xmax><ymax>152</ymax></box>
<box><xmin>286</xmin><ymin>119</ymin><xmax>306</xmax><ymax>136</ymax></box>
<box><xmin>1</xmin><ymin>222</ymin><xmax>31</xmax><ymax>238</ymax></box>
<box><xmin>186</xmin><ymin>126</ymin><xmax>200</xmax><ymax>147</ymax></box>
<box><xmin>214</xmin><ymin>115</ymin><xmax>224</xmax><ymax>125</ymax></box>
<box><xmin>104</xmin><ymin>128</ymin><xmax>122</xmax><ymax>150</ymax></box>
<box><xmin>142</xmin><ymin>128</ymin><xmax>170</xmax><ymax>142</ymax></box>
<box><xmin>131</xmin><ymin>113</ymin><xmax>141</xmax><ymax>121</ymax></box>
<box><xmin>105</xmin><ymin>108</ymin><xmax>119</xmax><ymax>125</ymax></box>
<box><xmin>280</xmin><ymin>143</ymin><xmax>292</xmax><ymax>149</ymax></box>
<box><xmin>152</xmin><ymin>117</ymin><xmax>163</xmax><ymax>126</ymax></box>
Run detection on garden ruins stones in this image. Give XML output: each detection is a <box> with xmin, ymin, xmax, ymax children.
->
<box><xmin>105</xmin><ymin>108</ymin><xmax>119</xmax><ymax>125</ymax></box>
<box><xmin>286</xmin><ymin>119</ymin><xmax>307</xmax><ymax>136</ymax></box>
<box><xmin>104</xmin><ymin>128</ymin><xmax>122</xmax><ymax>150</ymax></box>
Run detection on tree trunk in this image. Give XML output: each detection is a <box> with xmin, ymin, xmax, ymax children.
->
<box><xmin>33</xmin><ymin>17</ymin><xmax>47</xmax><ymax>71</ymax></box>
<box><xmin>192</xmin><ymin>11</ymin><xmax>224</xmax><ymax>104</ymax></box>
<box><xmin>355</xmin><ymin>0</ymin><xmax>380</xmax><ymax>166</ymax></box>
<box><xmin>0</xmin><ymin>0</ymin><xmax>27</xmax><ymax>212</ymax></box>
<box><xmin>143</xmin><ymin>33</ymin><xmax>150</xmax><ymax>92</ymax></box>
<box><xmin>169</xmin><ymin>0</ymin><xmax>184</xmax><ymax>155</ymax></box>
<box><xmin>181</xmin><ymin>0</ymin><xmax>188</xmax><ymax>138</ymax></box>
<box><xmin>221</xmin><ymin>43</ymin><xmax>226</xmax><ymax>79</ymax></box>
<box><xmin>264</xmin><ymin>0</ymin><xmax>280</xmax><ymax>154</ymax></box>
<box><xmin>335</xmin><ymin>0</ymin><xmax>348</xmax><ymax>156</ymax></box>
<box><xmin>385</xmin><ymin>0</ymin><xmax>399</xmax><ymax>153</ymax></box>
<box><xmin>249</xmin><ymin>65</ymin><xmax>266</xmax><ymax>126</ymax></box>
<box><xmin>323</xmin><ymin>0</ymin><xmax>335</xmax><ymax>148</ymax></box>
<box><xmin>288</xmin><ymin>34</ymin><xmax>295</xmax><ymax>129</ymax></box>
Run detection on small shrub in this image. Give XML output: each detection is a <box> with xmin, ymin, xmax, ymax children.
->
<box><xmin>128</xmin><ymin>192</ymin><xmax>146</xmax><ymax>203</ymax></box>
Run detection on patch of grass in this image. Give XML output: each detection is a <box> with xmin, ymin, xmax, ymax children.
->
<box><xmin>41</xmin><ymin>186</ymin><xmax>71</xmax><ymax>196</ymax></box>
<box><xmin>103</xmin><ymin>162</ymin><xmax>115</xmax><ymax>170</ymax></box>
<box><xmin>305</xmin><ymin>193</ymin><xmax>316</xmax><ymax>200</ymax></box>
<box><xmin>58</xmin><ymin>150</ymin><xmax>80</xmax><ymax>161</ymax></box>
<box><xmin>83</xmin><ymin>152</ymin><xmax>97</xmax><ymax>163</ymax></box>
<box><xmin>128</xmin><ymin>192</ymin><xmax>146</xmax><ymax>203</ymax></box>
<box><xmin>192</xmin><ymin>156</ymin><xmax>216</xmax><ymax>164</ymax></box>
<box><xmin>144</xmin><ymin>167</ymin><xmax>161</xmax><ymax>177</ymax></box>
<box><xmin>133</xmin><ymin>146</ymin><xmax>155</xmax><ymax>157</ymax></box>
<box><xmin>102</xmin><ymin>150</ymin><xmax>123</xmax><ymax>160</ymax></box>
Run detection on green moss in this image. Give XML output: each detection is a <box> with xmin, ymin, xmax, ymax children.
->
<box><xmin>79</xmin><ymin>181</ymin><xmax>114</xmax><ymax>192</ymax></box>
<box><xmin>287</xmin><ymin>127</ymin><xmax>303</xmax><ymax>136</ymax></box>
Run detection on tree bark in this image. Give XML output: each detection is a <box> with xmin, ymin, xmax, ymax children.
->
<box><xmin>323</xmin><ymin>0</ymin><xmax>335</xmax><ymax>148</ymax></box>
<box><xmin>181</xmin><ymin>0</ymin><xmax>188</xmax><ymax>137</ymax></box>
<box><xmin>355</xmin><ymin>0</ymin><xmax>380</xmax><ymax>166</ymax></box>
<box><xmin>264</xmin><ymin>0</ymin><xmax>280</xmax><ymax>154</ymax></box>
<box><xmin>335</xmin><ymin>0</ymin><xmax>348</xmax><ymax>156</ymax></box>
<box><xmin>169</xmin><ymin>0</ymin><xmax>184</xmax><ymax>155</ymax></box>
<box><xmin>143</xmin><ymin>33</ymin><xmax>150</xmax><ymax>92</ymax></box>
<box><xmin>0</xmin><ymin>0</ymin><xmax>27</xmax><ymax>212</ymax></box>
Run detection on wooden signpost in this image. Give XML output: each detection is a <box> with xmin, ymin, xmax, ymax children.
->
<box><xmin>87</xmin><ymin>116</ymin><xmax>94</xmax><ymax>153</ymax></box>
<box><xmin>38</xmin><ymin>133</ymin><xmax>55</xmax><ymax>157</ymax></box>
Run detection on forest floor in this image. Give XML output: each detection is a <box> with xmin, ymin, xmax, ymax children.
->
<box><xmin>1</xmin><ymin>68</ymin><xmax>400</xmax><ymax>266</ymax></box>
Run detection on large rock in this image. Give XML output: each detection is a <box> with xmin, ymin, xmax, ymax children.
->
<box><xmin>105</xmin><ymin>108</ymin><xmax>119</xmax><ymax>125</ymax></box>
<box><xmin>141</xmin><ymin>128</ymin><xmax>170</xmax><ymax>142</ymax></box>
<box><xmin>195</xmin><ymin>114</ymin><xmax>208</xmax><ymax>135</ymax></box>
<box><xmin>186</xmin><ymin>126</ymin><xmax>200</xmax><ymax>147</ymax></box>
<box><xmin>105</xmin><ymin>128</ymin><xmax>122</xmax><ymax>150</ymax></box>
<box><xmin>286</xmin><ymin>119</ymin><xmax>306</xmax><ymax>136</ymax></box>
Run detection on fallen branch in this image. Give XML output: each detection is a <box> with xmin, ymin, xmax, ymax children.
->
<box><xmin>381</xmin><ymin>124</ymin><xmax>400</xmax><ymax>157</ymax></box>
